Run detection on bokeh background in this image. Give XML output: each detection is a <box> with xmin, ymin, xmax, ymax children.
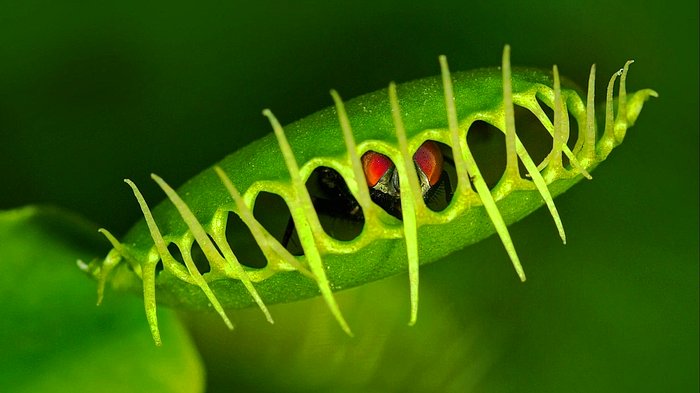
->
<box><xmin>1</xmin><ymin>1</ymin><xmax>697</xmax><ymax>392</ymax></box>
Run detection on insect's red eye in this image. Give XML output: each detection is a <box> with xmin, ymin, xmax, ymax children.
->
<box><xmin>413</xmin><ymin>141</ymin><xmax>443</xmax><ymax>186</ymax></box>
<box><xmin>361</xmin><ymin>151</ymin><xmax>394</xmax><ymax>187</ymax></box>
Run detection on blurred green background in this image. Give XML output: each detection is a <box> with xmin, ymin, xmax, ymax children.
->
<box><xmin>1</xmin><ymin>1</ymin><xmax>697</xmax><ymax>392</ymax></box>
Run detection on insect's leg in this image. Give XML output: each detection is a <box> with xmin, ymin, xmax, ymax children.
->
<box><xmin>423</xmin><ymin>171</ymin><xmax>453</xmax><ymax>212</ymax></box>
<box><xmin>369</xmin><ymin>187</ymin><xmax>403</xmax><ymax>219</ymax></box>
<box><xmin>441</xmin><ymin>170</ymin><xmax>454</xmax><ymax>203</ymax></box>
<box><xmin>281</xmin><ymin>215</ymin><xmax>295</xmax><ymax>249</ymax></box>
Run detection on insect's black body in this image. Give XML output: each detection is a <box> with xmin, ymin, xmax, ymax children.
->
<box><xmin>282</xmin><ymin>158</ymin><xmax>454</xmax><ymax>252</ymax></box>
<box><xmin>365</xmin><ymin>167</ymin><xmax>453</xmax><ymax>220</ymax></box>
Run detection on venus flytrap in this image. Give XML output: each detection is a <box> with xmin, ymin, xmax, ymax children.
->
<box><xmin>82</xmin><ymin>46</ymin><xmax>656</xmax><ymax>344</ymax></box>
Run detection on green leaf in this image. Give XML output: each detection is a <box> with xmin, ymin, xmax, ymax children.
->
<box><xmin>0</xmin><ymin>206</ymin><xmax>204</xmax><ymax>393</ymax></box>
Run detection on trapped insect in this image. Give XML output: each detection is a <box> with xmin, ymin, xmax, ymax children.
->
<box><xmin>81</xmin><ymin>46</ymin><xmax>656</xmax><ymax>345</ymax></box>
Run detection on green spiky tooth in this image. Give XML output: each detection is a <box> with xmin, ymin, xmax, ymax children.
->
<box><xmin>264</xmin><ymin>109</ymin><xmax>353</xmax><ymax>336</ymax></box>
<box><xmin>214</xmin><ymin>166</ymin><xmax>314</xmax><ymax>280</ymax></box>
<box><xmin>584</xmin><ymin>64</ymin><xmax>597</xmax><ymax>164</ymax></box>
<box><xmin>388</xmin><ymin>82</ymin><xmax>422</xmax><ymax>326</ymax></box>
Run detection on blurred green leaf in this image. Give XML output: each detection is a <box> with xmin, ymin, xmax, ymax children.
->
<box><xmin>0</xmin><ymin>206</ymin><xmax>204</xmax><ymax>393</ymax></box>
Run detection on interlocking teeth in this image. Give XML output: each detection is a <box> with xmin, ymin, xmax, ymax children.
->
<box><xmin>94</xmin><ymin>46</ymin><xmax>655</xmax><ymax>344</ymax></box>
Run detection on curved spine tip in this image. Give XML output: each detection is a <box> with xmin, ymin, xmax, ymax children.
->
<box><xmin>388</xmin><ymin>82</ymin><xmax>421</xmax><ymax>326</ymax></box>
<box><xmin>96</xmin><ymin>229</ymin><xmax>128</xmax><ymax>305</ymax></box>
<box><xmin>543</xmin><ymin>66</ymin><xmax>592</xmax><ymax>179</ymax></box>
<box><xmin>514</xmin><ymin>141</ymin><xmax>567</xmax><ymax>244</ymax></box>
<box><xmin>211</xmin><ymin>234</ymin><xmax>273</xmax><ymax>324</ymax></box>
<box><xmin>549</xmin><ymin>64</ymin><xmax>565</xmax><ymax>173</ymax></box>
<box><xmin>599</xmin><ymin>68</ymin><xmax>622</xmax><ymax>159</ymax></box>
<box><xmin>441</xmin><ymin>51</ymin><xmax>526</xmax><ymax>281</ymax></box>
<box><xmin>122</xmin><ymin>179</ymin><xmax>173</xmax><ymax>341</ymax></box>
<box><xmin>127</xmin><ymin>177</ymin><xmax>235</xmax><ymax>335</ymax></box>
<box><xmin>264</xmin><ymin>109</ymin><xmax>352</xmax><ymax>336</ymax></box>
<box><xmin>463</xmin><ymin>109</ymin><xmax>524</xmax><ymax>277</ymax></box>
<box><xmin>143</xmin><ymin>257</ymin><xmax>162</xmax><ymax>346</ymax></box>
<box><xmin>150</xmin><ymin>174</ymin><xmax>226</xmax><ymax>272</ymax></box>
<box><xmin>439</xmin><ymin>55</ymin><xmax>471</xmax><ymax>197</ymax></box>
<box><xmin>614</xmin><ymin>60</ymin><xmax>635</xmax><ymax>143</ymax></box>
<box><xmin>330</xmin><ymin>89</ymin><xmax>373</xmax><ymax>212</ymax></box>
<box><xmin>214</xmin><ymin>165</ymin><xmax>310</xmax><ymax>284</ymax></box>
<box><xmin>502</xmin><ymin>45</ymin><xmax>519</xmax><ymax>181</ymax></box>
<box><xmin>179</xmin><ymin>245</ymin><xmax>235</xmax><ymax>329</ymax></box>
<box><xmin>584</xmin><ymin>64</ymin><xmax>597</xmax><ymax>162</ymax></box>
<box><xmin>150</xmin><ymin>174</ymin><xmax>264</xmax><ymax>328</ymax></box>
<box><xmin>76</xmin><ymin>259</ymin><xmax>89</xmax><ymax>272</ymax></box>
